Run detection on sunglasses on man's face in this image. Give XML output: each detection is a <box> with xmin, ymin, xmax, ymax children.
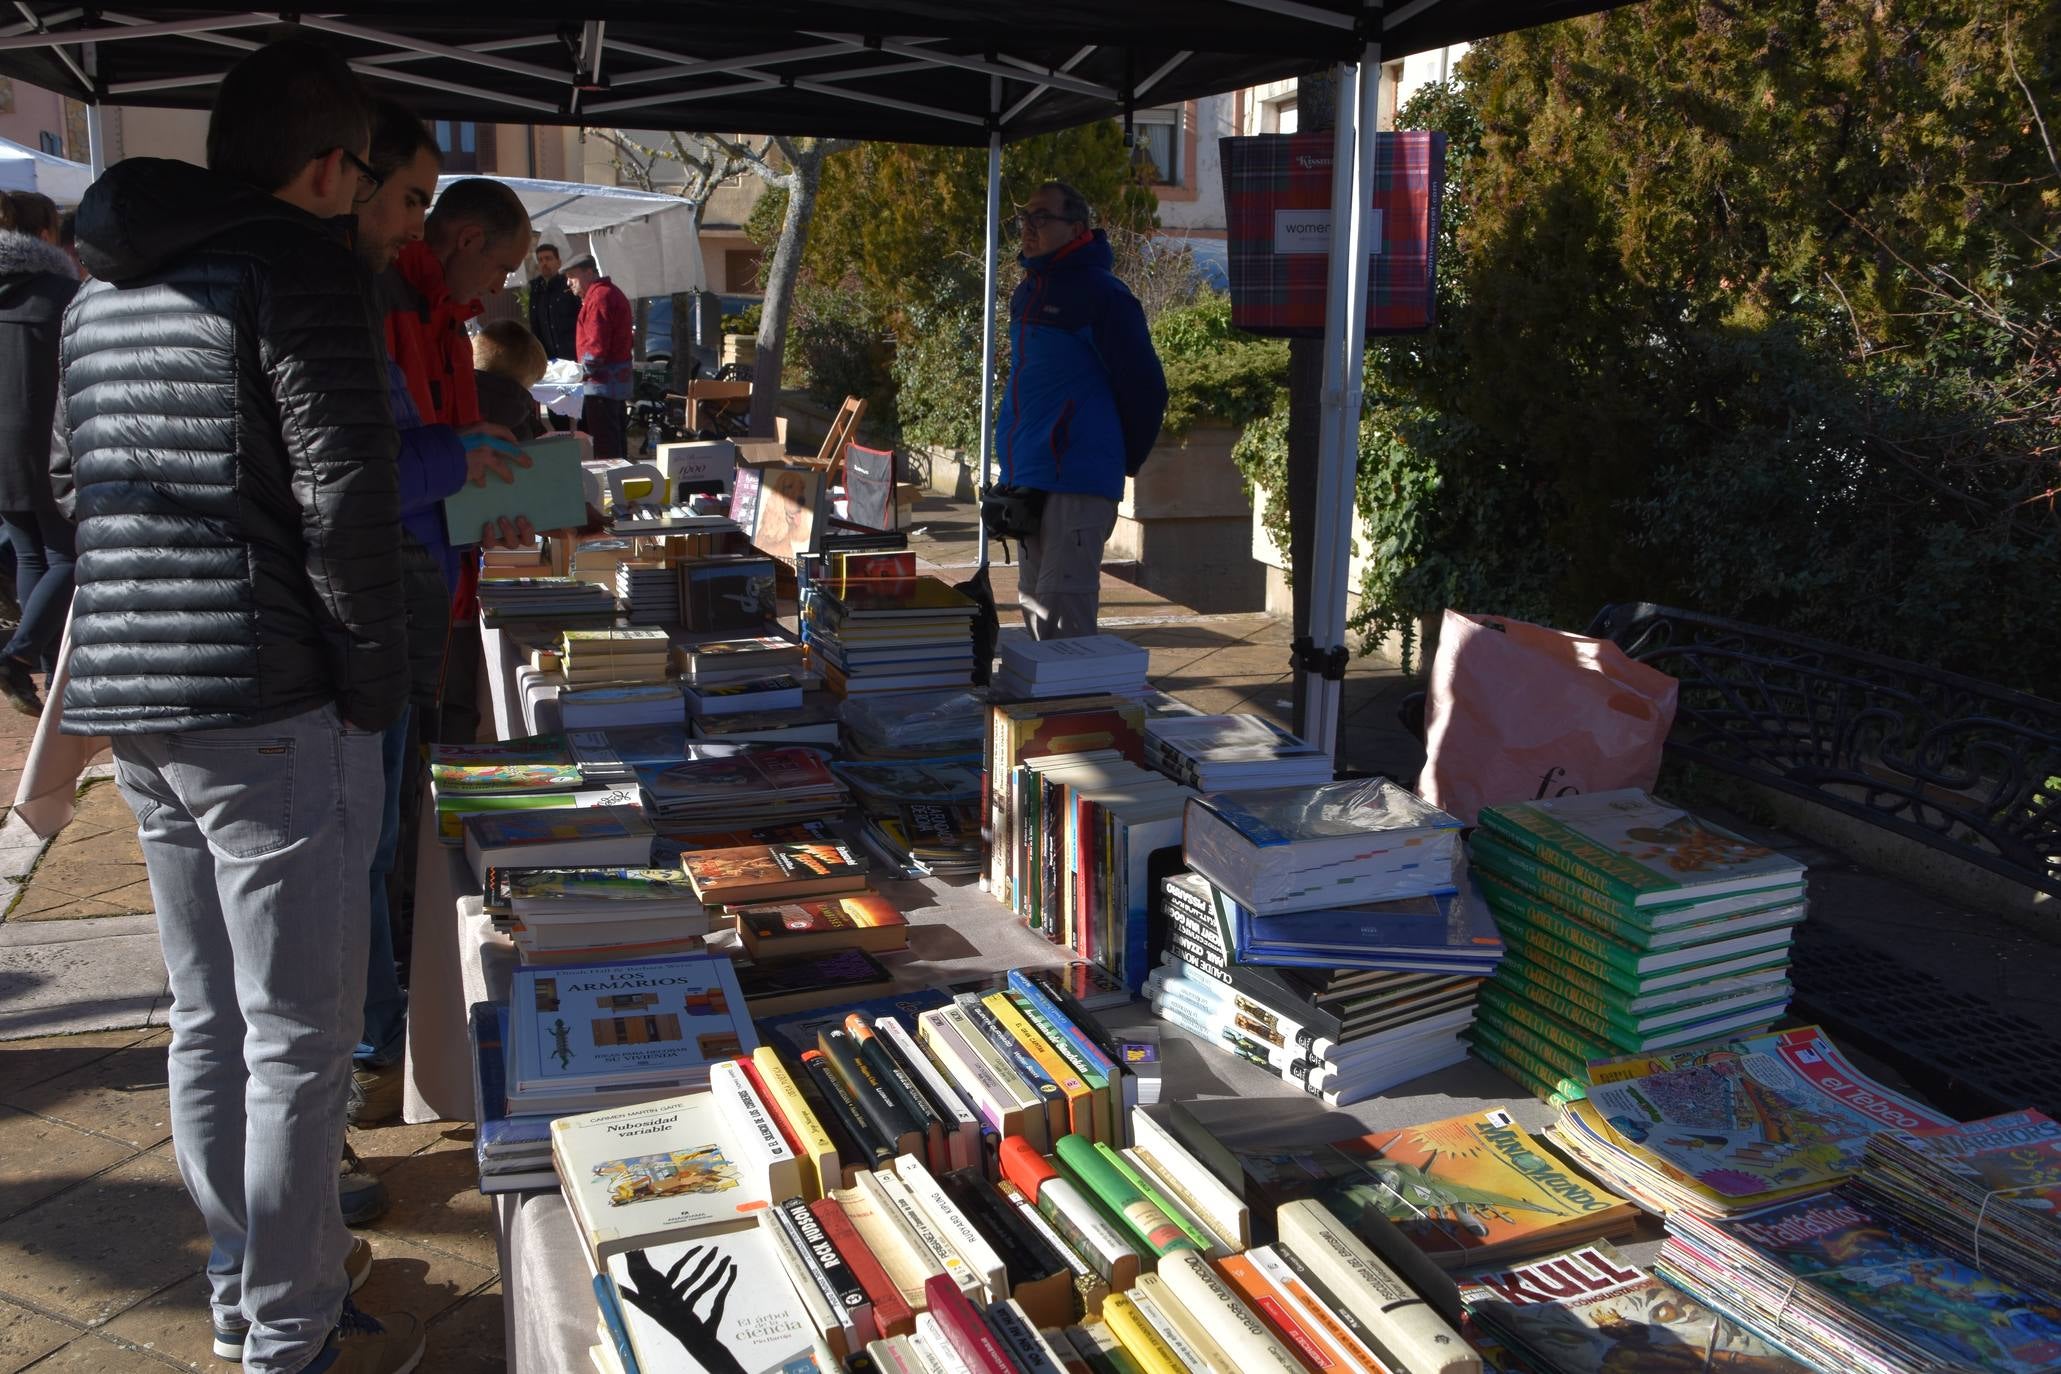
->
<box><xmin>1017</xmin><ymin>210</ymin><xmax>1077</xmax><ymax>231</ymax></box>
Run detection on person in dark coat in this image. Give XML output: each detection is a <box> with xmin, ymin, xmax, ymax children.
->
<box><xmin>0</xmin><ymin>189</ymin><xmax>79</xmax><ymax>713</ymax></box>
<box><xmin>526</xmin><ymin>241</ymin><xmax>579</xmax><ymax>361</ymax></box>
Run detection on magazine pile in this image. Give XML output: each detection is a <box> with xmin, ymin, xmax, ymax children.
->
<box><xmin>1464</xmin><ymin>789</ymin><xmax>1808</xmax><ymax>1101</ymax></box>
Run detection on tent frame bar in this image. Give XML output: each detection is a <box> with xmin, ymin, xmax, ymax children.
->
<box><xmin>977</xmin><ymin>75</ymin><xmax>1004</xmax><ymax>570</ymax></box>
<box><xmin>1000</xmin><ymin>44</ymin><xmax>1095</xmax><ymax>126</ymax></box>
<box><xmin>1222</xmin><ymin>0</ymin><xmax>1359</xmax><ymax>29</ymax></box>
<box><xmin>293</xmin><ymin>14</ymin><xmax>569</xmax><ymax>83</ymax></box>
<box><xmin>0</xmin><ymin>11</ymin><xmax>270</xmax><ymax>51</ymax></box>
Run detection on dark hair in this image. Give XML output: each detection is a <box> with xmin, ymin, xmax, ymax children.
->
<box><xmin>3</xmin><ymin>191</ymin><xmax>57</xmax><ymax>238</ymax></box>
<box><xmin>429</xmin><ymin>176</ymin><xmax>529</xmax><ymax>247</ymax></box>
<box><xmin>207</xmin><ymin>39</ymin><xmax>370</xmax><ymax>193</ymax></box>
<box><xmin>367</xmin><ymin>96</ymin><xmax>439</xmax><ymax>182</ymax></box>
<box><xmin>1039</xmin><ymin>179</ymin><xmax>1092</xmax><ymax>227</ymax></box>
<box><xmin>535</xmin><ymin>242</ymin><xmax>561</xmax><ymax>258</ymax></box>
<box><xmin>56</xmin><ymin>209</ymin><xmax>75</xmax><ymax>248</ymax></box>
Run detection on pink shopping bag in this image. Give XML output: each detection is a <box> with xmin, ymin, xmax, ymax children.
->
<box><xmin>1420</xmin><ymin>609</ymin><xmax>1678</xmax><ymax>825</ymax></box>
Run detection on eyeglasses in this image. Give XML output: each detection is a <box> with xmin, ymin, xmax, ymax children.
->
<box><xmin>1016</xmin><ymin>210</ymin><xmax>1079</xmax><ymax>232</ymax></box>
<box><xmin>339</xmin><ymin>148</ymin><xmax>382</xmax><ymax>206</ymax></box>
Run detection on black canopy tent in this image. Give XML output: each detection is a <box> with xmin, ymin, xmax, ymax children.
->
<box><xmin>0</xmin><ymin>0</ymin><xmax>1617</xmax><ymax>757</ymax></box>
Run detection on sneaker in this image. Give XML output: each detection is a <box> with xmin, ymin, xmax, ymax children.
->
<box><xmin>346</xmin><ymin>1062</ymin><xmax>404</xmax><ymax>1127</ymax></box>
<box><xmin>339</xmin><ymin>1143</ymin><xmax>390</xmax><ymax>1227</ymax></box>
<box><xmin>0</xmin><ymin>658</ymin><xmax>38</xmax><ymax>716</ymax></box>
<box><xmin>304</xmin><ymin>1300</ymin><xmax>424</xmax><ymax>1374</ymax></box>
<box><xmin>210</xmin><ymin>1238</ymin><xmax>376</xmax><ymax>1361</ymax></box>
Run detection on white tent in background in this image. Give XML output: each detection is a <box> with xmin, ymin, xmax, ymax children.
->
<box><xmin>0</xmin><ymin>137</ymin><xmax>93</xmax><ymax>205</ymax></box>
<box><xmin>434</xmin><ymin>174</ymin><xmax>707</xmax><ymax>301</ymax></box>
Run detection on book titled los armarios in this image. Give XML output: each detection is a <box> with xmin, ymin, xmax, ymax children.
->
<box><xmin>682</xmin><ymin>841</ymin><xmax>870</xmax><ymax>905</ymax></box>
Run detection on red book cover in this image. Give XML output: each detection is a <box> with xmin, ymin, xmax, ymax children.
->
<box><xmin>811</xmin><ymin>1196</ymin><xmax>915</xmax><ymax>1338</ymax></box>
<box><xmin>922</xmin><ymin>1273</ymin><xmax>1016</xmax><ymax>1374</ymax></box>
<box><xmin>734</xmin><ymin>1055</ymin><xmax>805</xmax><ymax>1162</ymax></box>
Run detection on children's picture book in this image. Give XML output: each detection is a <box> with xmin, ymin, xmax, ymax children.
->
<box><xmin>1478</xmin><ymin>790</ymin><xmax>1807</xmax><ymax>908</ymax></box>
<box><xmin>507</xmin><ymin>953</ymin><xmax>755</xmax><ymax>1101</ymax></box>
<box><xmin>728</xmin><ymin>462</ymin><xmax>764</xmax><ymax>532</ymax></box>
<box><xmin>444</xmin><ymin>433</ymin><xmax>589</xmax><ymax>543</ymax></box>
<box><xmin>1459</xmin><ymin>1240</ymin><xmax>1810</xmax><ymax>1374</ymax></box>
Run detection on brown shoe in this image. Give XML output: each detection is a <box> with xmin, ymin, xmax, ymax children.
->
<box><xmin>347</xmin><ymin>1061</ymin><xmax>405</xmax><ymax>1127</ymax></box>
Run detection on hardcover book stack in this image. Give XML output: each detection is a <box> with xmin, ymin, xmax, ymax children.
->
<box><xmin>558</xmin><ymin>627</ymin><xmax>671</xmax><ymax>688</ymax></box>
<box><xmin>1157</xmin><ymin>779</ymin><xmax>1484</xmax><ymax>1104</ymax></box>
<box><xmin>1153</xmin><ymin>872</ymin><xmax>1490</xmax><ymax>1106</ymax></box>
<box><xmin>992</xmin><ymin>634</ymin><xmax>1149</xmax><ymax>702</ymax></box>
<box><xmin>502</xmin><ymin>952</ymin><xmax>757</xmax><ymax>1118</ymax></box>
<box><xmin>682</xmin><ymin>840</ymin><xmax>872</xmax><ymax>914</ymax></box>
<box><xmin>564</xmin><ymin>723</ymin><xmax>695</xmax><ymax>786</ymax></box>
<box><xmin>475</xmin><ymin>575</ymin><xmax>615</xmax><ymax>627</ymax></box>
<box><xmin>460</xmin><ymin>804</ymin><xmax>656</xmax><ymax>885</ymax></box>
<box><xmin>635</xmin><ymin>746</ymin><xmax>849</xmax><ymax>829</ymax></box>
<box><xmin>1548</xmin><ymin>1024</ymin><xmax>1955</xmax><ymax>1218</ymax></box>
<box><xmin>1463</xmin><ymin>789</ymin><xmax>1809</xmax><ymax>1101</ymax></box>
<box><xmin>482</xmin><ymin>865</ymin><xmax>709</xmax><ymax>966</ymax></box>
<box><xmin>679</xmin><ymin>633</ymin><xmax>806</xmax><ymax>689</ymax></box>
<box><xmin>1142</xmin><ymin>713</ymin><xmax>1332</xmax><ymax>793</ymax></box>
<box><xmin>557</xmin><ymin>681</ymin><xmax>687</xmax><ymax>732</ymax></box>
<box><xmin>834</xmin><ymin>756</ymin><xmax>985</xmax><ymax>878</ymax></box>
<box><xmin>468</xmin><ymin>1002</ymin><xmax>556</xmax><ymax>1193</ymax></box>
<box><xmin>804</xmin><ymin>576</ymin><xmax>980</xmax><ymax>696</ymax></box>
<box><xmin>614</xmin><ymin>559</ymin><xmax>681</xmax><ymax>625</ymax></box>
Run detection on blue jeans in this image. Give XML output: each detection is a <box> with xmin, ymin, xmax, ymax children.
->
<box><xmin>112</xmin><ymin>703</ymin><xmax>383</xmax><ymax>1374</ymax></box>
<box><xmin>0</xmin><ymin>506</ymin><xmax>75</xmax><ymax>668</ymax></box>
<box><xmin>356</xmin><ymin>706</ymin><xmax>412</xmax><ymax>1068</ymax></box>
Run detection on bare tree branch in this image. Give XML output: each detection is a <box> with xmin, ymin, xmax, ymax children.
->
<box><xmin>2004</xmin><ymin>27</ymin><xmax>2061</xmax><ymax>187</ymax></box>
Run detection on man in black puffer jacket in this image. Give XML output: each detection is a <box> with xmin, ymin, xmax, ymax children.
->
<box><xmin>53</xmin><ymin>40</ymin><xmax>423</xmax><ymax>1374</ymax></box>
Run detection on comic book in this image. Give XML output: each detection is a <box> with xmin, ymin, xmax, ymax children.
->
<box><xmin>1230</xmin><ymin>1106</ymin><xmax>1638</xmax><ymax>1267</ymax></box>
<box><xmin>1459</xmin><ymin>1240</ymin><xmax>1809</xmax><ymax>1374</ymax></box>
<box><xmin>1663</xmin><ymin>1194</ymin><xmax>2061</xmax><ymax>1374</ymax></box>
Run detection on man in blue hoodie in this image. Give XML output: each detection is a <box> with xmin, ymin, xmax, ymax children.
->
<box><xmin>994</xmin><ymin>181</ymin><xmax>1168</xmax><ymax>640</ymax></box>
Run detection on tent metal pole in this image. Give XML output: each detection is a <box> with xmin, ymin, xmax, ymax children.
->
<box><xmin>84</xmin><ymin>40</ymin><xmax>102</xmax><ymax>175</ymax></box>
<box><xmin>1301</xmin><ymin>40</ymin><xmax>1380</xmax><ymax>760</ymax></box>
<box><xmin>976</xmin><ymin>77</ymin><xmax>1002</xmax><ymax>570</ymax></box>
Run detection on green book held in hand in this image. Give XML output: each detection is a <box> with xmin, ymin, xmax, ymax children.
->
<box><xmin>444</xmin><ymin>434</ymin><xmax>589</xmax><ymax>544</ymax></box>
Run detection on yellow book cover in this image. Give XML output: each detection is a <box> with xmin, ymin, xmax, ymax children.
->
<box><xmin>751</xmin><ymin>1046</ymin><xmax>839</xmax><ymax>1201</ymax></box>
<box><xmin>982</xmin><ymin>992</ymin><xmax>1101</xmax><ymax>1143</ymax></box>
<box><xmin>1100</xmin><ymin>1295</ymin><xmax>1193</xmax><ymax>1374</ymax></box>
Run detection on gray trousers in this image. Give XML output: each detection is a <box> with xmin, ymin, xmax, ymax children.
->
<box><xmin>112</xmin><ymin>704</ymin><xmax>384</xmax><ymax>1374</ymax></box>
<box><xmin>1017</xmin><ymin>491</ymin><xmax>1118</xmax><ymax>641</ymax></box>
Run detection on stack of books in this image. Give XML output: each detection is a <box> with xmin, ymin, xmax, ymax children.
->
<box><xmin>834</xmin><ymin>757</ymin><xmax>984</xmax><ymax>878</ymax></box>
<box><xmin>1656</xmin><ymin>1192</ymin><xmax>2061</xmax><ymax>1374</ymax></box>
<box><xmin>992</xmin><ymin>634</ymin><xmax>1148</xmax><ymax>701</ymax></box>
<box><xmin>1464</xmin><ymin>789</ymin><xmax>1808</xmax><ymax>1099</ymax></box>
<box><xmin>1850</xmin><ymin>1110</ymin><xmax>2061</xmax><ymax>1304</ymax></box>
<box><xmin>1549</xmin><ymin>1024</ymin><xmax>1954</xmax><ymax>1217</ymax></box>
<box><xmin>1142</xmin><ymin>714</ymin><xmax>1331</xmax><ymax>792</ymax></box>
<box><xmin>678</xmin><ymin>554</ymin><xmax>779</xmax><ymax>634</ymax></box>
<box><xmin>681</xmin><ymin>840</ymin><xmax>872</xmax><ymax>913</ymax></box>
<box><xmin>685</xmin><ymin>673</ymin><xmax>805</xmax><ymax>719</ymax></box>
<box><xmin>468</xmin><ymin>1002</ymin><xmax>555</xmax><ymax>1192</ymax></box>
<box><xmin>842</xmin><ymin>687</ymin><xmax>988</xmax><ymax>760</ymax></box>
<box><xmin>1458</xmin><ymin>1239</ymin><xmax>1813</xmax><ymax>1374</ymax></box>
<box><xmin>559</xmin><ymin>627</ymin><xmax>671</xmax><ymax>688</ymax></box>
<box><xmin>691</xmin><ymin>702</ymin><xmax>842</xmax><ymax>747</ymax></box>
<box><xmin>636</xmin><ymin>747</ymin><xmax>849</xmax><ymax>829</ymax></box>
<box><xmin>679</xmin><ymin>633</ymin><xmax>806</xmax><ymax>688</ymax></box>
<box><xmin>567</xmin><ymin>536</ymin><xmax>633</xmax><ymax>591</ymax></box>
<box><xmin>460</xmin><ymin>804</ymin><xmax>656</xmax><ymax>885</ymax></box>
<box><xmin>1153</xmin><ymin>872</ymin><xmax>1488</xmax><ymax>1105</ymax></box>
<box><xmin>503</xmin><ymin>951</ymin><xmax>755</xmax><ymax>1117</ymax></box>
<box><xmin>614</xmin><ymin>560</ymin><xmax>681</xmax><ymax>625</ymax></box>
<box><xmin>476</xmin><ymin>576</ymin><xmax>614</xmax><ymax>627</ymax></box>
<box><xmin>565</xmin><ymin>723</ymin><xmax>693</xmax><ymax>786</ymax></box>
<box><xmin>428</xmin><ymin>736</ymin><xmax>618</xmax><ymax>846</ymax></box>
<box><xmin>557</xmin><ymin>681</ymin><xmax>686</xmax><ymax>732</ymax></box>
<box><xmin>805</xmin><ymin>577</ymin><xmax>979</xmax><ymax>696</ymax></box>
<box><xmin>735</xmin><ymin>893</ymin><xmax>911</xmax><ymax>961</ymax></box>
<box><xmin>482</xmin><ymin>865</ymin><xmax>710</xmax><ymax>966</ymax></box>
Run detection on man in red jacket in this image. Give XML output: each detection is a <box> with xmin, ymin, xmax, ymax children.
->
<box><xmin>563</xmin><ymin>253</ymin><xmax>633</xmax><ymax>459</ymax></box>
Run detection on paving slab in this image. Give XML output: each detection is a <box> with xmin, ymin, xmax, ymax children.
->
<box><xmin>0</xmin><ymin>933</ymin><xmax>167</xmax><ymax>1041</ymax></box>
<box><xmin>0</xmin><ymin>1142</ymin><xmax>207</xmax><ymax>1328</ymax></box>
<box><xmin>8</xmin><ymin>1333</ymin><xmax>184</xmax><ymax>1371</ymax></box>
<box><xmin>0</xmin><ymin>1107</ymin><xmax>141</xmax><ymax>1224</ymax></box>
<box><xmin>367</xmin><ymin>1138</ymin><xmax>500</xmax><ymax>1273</ymax></box>
<box><xmin>0</xmin><ymin>1292</ymin><xmax>76</xmax><ymax>1373</ymax></box>
<box><xmin>9</xmin><ymin>783</ymin><xmax>151</xmax><ymax>922</ymax></box>
<box><xmin>0</xmin><ymin>1030</ymin><xmax>157</xmax><ymax>1103</ymax></box>
<box><xmin>420</xmin><ymin>1285</ymin><xmax>509</xmax><ymax>1374</ymax></box>
<box><xmin>5</xmin><ymin>1033</ymin><xmax>172</xmax><ymax>1151</ymax></box>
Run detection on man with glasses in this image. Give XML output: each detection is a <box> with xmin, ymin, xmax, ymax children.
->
<box><xmin>995</xmin><ymin>181</ymin><xmax>1168</xmax><ymax>640</ymax></box>
<box><xmin>57</xmin><ymin>38</ymin><xmax>424</xmax><ymax>1374</ymax></box>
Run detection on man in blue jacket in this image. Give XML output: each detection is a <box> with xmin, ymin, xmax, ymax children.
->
<box><xmin>994</xmin><ymin>181</ymin><xmax>1168</xmax><ymax>640</ymax></box>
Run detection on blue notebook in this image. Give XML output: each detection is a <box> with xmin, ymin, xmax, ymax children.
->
<box><xmin>443</xmin><ymin>434</ymin><xmax>589</xmax><ymax>543</ymax></box>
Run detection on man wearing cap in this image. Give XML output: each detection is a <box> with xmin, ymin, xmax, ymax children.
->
<box><xmin>562</xmin><ymin>253</ymin><xmax>633</xmax><ymax>460</ymax></box>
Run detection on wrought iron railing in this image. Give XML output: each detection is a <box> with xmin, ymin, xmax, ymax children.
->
<box><xmin>1588</xmin><ymin>603</ymin><xmax>2061</xmax><ymax>898</ymax></box>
